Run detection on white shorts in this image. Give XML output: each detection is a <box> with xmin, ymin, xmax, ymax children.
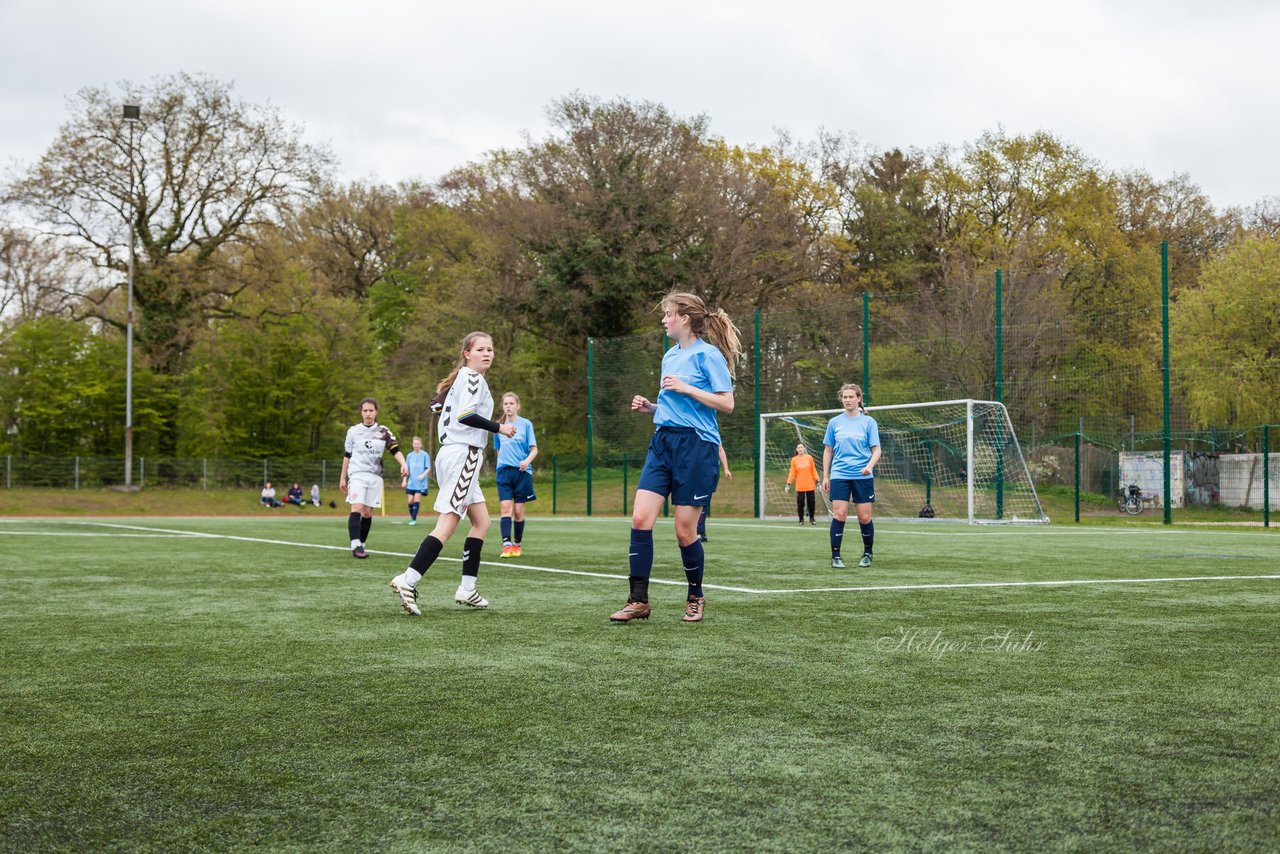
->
<box><xmin>433</xmin><ymin>443</ymin><xmax>485</xmax><ymax>517</ymax></box>
<box><xmin>346</xmin><ymin>472</ymin><xmax>384</xmax><ymax>508</ymax></box>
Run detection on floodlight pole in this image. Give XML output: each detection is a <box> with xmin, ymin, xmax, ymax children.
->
<box><xmin>123</xmin><ymin>104</ymin><xmax>140</xmax><ymax>488</ymax></box>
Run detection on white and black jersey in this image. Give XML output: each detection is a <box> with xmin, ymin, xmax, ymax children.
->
<box><xmin>344</xmin><ymin>422</ymin><xmax>401</xmax><ymax>477</ymax></box>
<box><xmin>438</xmin><ymin>367</ymin><xmax>494</xmax><ymax>448</ymax></box>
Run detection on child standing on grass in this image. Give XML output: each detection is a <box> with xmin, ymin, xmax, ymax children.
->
<box><xmin>786</xmin><ymin>442</ymin><xmax>821</xmax><ymax>525</ymax></box>
<box><xmin>822</xmin><ymin>383</ymin><xmax>881</xmax><ymax>569</ymax></box>
<box><xmin>495</xmin><ymin>392</ymin><xmax>538</xmax><ymax>558</ymax></box>
<box><xmin>339</xmin><ymin>398</ymin><xmax>409</xmax><ymax>559</ymax></box>
<box><xmin>390</xmin><ymin>332</ymin><xmax>516</xmax><ymax>616</ymax></box>
<box><xmin>610</xmin><ymin>292</ymin><xmax>741</xmax><ymax>624</ymax></box>
<box><xmin>403</xmin><ymin>436</ymin><xmax>431</xmax><ymax>526</ymax></box>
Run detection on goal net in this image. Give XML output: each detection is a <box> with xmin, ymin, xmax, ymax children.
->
<box><xmin>759</xmin><ymin>399</ymin><xmax>1049</xmax><ymax>524</ymax></box>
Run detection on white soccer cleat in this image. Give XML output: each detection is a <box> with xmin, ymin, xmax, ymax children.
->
<box><xmin>390</xmin><ymin>576</ymin><xmax>421</xmax><ymax>616</ymax></box>
<box><xmin>454</xmin><ymin>587</ymin><xmax>489</xmax><ymax>609</ymax></box>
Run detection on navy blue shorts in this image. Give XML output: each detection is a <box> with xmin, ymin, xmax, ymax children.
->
<box><xmin>405</xmin><ymin>485</ymin><xmax>429</xmax><ymax>496</ymax></box>
<box><xmin>495</xmin><ymin>467</ymin><xmax>537</xmax><ymax>503</ymax></box>
<box><xmin>829</xmin><ymin>477</ymin><xmax>875</xmax><ymax>504</ymax></box>
<box><xmin>636</xmin><ymin>427</ymin><xmax>720</xmax><ymax>507</ymax></box>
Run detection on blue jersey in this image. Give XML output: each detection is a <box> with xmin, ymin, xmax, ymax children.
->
<box><xmin>653</xmin><ymin>338</ymin><xmax>733</xmax><ymax>444</ymax></box>
<box><xmin>406</xmin><ymin>449</ymin><xmax>431</xmax><ymax>488</ymax></box>
<box><xmin>493</xmin><ymin>416</ymin><xmax>537</xmax><ymax>470</ymax></box>
<box><xmin>824</xmin><ymin>412</ymin><xmax>880</xmax><ymax>480</ymax></box>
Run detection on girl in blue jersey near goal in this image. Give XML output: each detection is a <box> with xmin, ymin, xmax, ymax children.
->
<box><xmin>610</xmin><ymin>292</ymin><xmax>742</xmax><ymax>624</ymax></box>
<box><xmin>822</xmin><ymin>383</ymin><xmax>882</xmax><ymax>569</ymax></box>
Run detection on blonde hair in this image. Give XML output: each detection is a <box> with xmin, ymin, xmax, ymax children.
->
<box><xmin>500</xmin><ymin>391</ymin><xmax>521</xmax><ymax>423</ymax></box>
<box><xmin>434</xmin><ymin>331</ymin><xmax>493</xmax><ymax>398</ymax></box>
<box><xmin>662</xmin><ymin>291</ymin><xmax>743</xmax><ymax>379</ymax></box>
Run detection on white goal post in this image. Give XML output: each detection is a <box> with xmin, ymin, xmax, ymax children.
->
<box><xmin>758</xmin><ymin>399</ymin><xmax>1049</xmax><ymax>525</ymax></box>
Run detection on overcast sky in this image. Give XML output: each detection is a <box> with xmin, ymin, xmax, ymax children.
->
<box><xmin>2</xmin><ymin>0</ymin><xmax>1277</xmax><ymax>210</ymax></box>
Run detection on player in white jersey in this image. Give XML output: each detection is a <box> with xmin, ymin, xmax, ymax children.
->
<box><xmin>389</xmin><ymin>332</ymin><xmax>516</xmax><ymax>616</ymax></box>
<box><xmin>339</xmin><ymin>397</ymin><xmax>409</xmax><ymax>559</ymax></box>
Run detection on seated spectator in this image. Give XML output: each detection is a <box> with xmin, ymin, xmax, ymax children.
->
<box><xmin>310</xmin><ymin>484</ymin><xmax>322</xmax><ymax>507</ymax></box>
<box><xmin>261</xmin><ymin>481</ymin><xmax>282</xmax><ymax>508</ymax></box>
<box><xmin>285</xmin><ymin>482</ymin><xmax>306</xmax><ymax>507</ymax></box>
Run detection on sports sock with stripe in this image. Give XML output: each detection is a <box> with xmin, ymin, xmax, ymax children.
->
<box><xmin>461</xmin><ymin>536</ymin><xmax>484</xmax><ymax>579</ymax></box>
<box><xmin>830</xmin><ymin>519</ymin><xmax>846</xmax><ymax>556</ymax></box>
<box><xmin>628</xmin><ymin>528</ymin><xmax>653</xmax><ymax>602</ymax></box>
<box><xmin>679</xmin><ymin>538</ymin><xmax>705</xmax><ymax>598</ymax></box>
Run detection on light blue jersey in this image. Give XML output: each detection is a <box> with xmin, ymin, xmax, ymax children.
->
<box><xmin>493</xmin><ymin>416</ymin><xmax>537</xmax><ymax>470</ymax></box>
<box><xmin>824</xmin><ymin>412</ymin><xmax>880</xmax><ymax>479</ymax></box>
<box><xmin>406</xmin><ymin>449</ymin><xmax>431</xmax><ymax>489</ymax></box>
<box><xmin>653</xmin><ymin>338</ymin><xmax>733</xmax><ymax>444</ymax></box>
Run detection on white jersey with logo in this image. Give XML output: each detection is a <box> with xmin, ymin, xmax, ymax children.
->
<box><xmin>438</xmin><ymin>367</ymin><xmax>494</xmax><ymax>449</ymax></box>
<box><xmin>344</xmin><ymin>421</ymin><xmax>400</xmax><ymax>477</ymax></box>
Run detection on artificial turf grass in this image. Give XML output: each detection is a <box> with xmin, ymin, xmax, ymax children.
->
<box><xmin>2</xmin><ymin>517</ymin><xmax>1278</xmax><ymax>850</ymax></box>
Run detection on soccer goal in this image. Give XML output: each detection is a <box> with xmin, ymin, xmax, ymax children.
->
<box><xmin>759</xmin><ymin>399</ymin><xmax>1049</xmax><ymax>524</ymax></box>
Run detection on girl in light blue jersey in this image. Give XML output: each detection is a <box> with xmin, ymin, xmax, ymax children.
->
<box><xmin>403</xmin><ymin>436</ymin><xmax>431</xmax><ymax>525</ymax></box>
<box><xmin>609</xmin><ymin>292</ymin><xmax>742</xmax><ymax>625</ymax></box>
<box><xmin>494</xmin><ymin>392</ymin><xmax>538</xmax><ymax>558</ymax></box>
<box><xmin>822</xmin><ymin>383</ymin><xmax>881</xmax><ymax>569</ymax></box>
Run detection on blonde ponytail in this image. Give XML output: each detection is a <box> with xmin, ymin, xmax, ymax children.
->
<box><xmin>661</xmin><ymin>291</ymin><xmax>743</xmax><ymax>379</ymax></box>
<box><xmin>702</xmin><ymin>308</ymin><xmax>743</xmax><ymax>379</ymax></box>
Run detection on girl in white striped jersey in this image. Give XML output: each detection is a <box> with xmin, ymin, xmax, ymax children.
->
<box><xmin>390</xmin><ymin>332</ymin><xmax>516</xmax><ymax>616</ymax></box>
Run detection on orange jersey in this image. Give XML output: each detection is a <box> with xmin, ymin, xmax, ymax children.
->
<box><xmin>787</xmin><ymin>454</ymin><xmax>820</xmax><ymax>492</ymax></box>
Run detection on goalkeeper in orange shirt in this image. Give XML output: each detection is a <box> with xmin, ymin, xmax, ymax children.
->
<box><xmin>785</xmin><ymin>442</ymin><xmax>821</xmax><ymax>525</ymax></box>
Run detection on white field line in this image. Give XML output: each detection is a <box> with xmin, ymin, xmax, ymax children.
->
<box><xmin>16</xmin><ymin>520</ymin><xmax>1278</xmax><ymax>596</ymax></box>
<box><xmin>0</xmin><ymin>531</ymin><xmax>199</xmax><ymax>538</ymax></box>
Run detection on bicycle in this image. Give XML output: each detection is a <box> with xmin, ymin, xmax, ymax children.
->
<box><xmin>1117</xmin><ymin>482</ymin><xmax>1144</xmax><ymax>515</ymax></box>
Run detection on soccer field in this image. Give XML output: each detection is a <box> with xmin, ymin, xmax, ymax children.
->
<box><xmin>2</xmin><ymin>515</ymin><xmax>1278</xmax><ymax>851</ymax></box>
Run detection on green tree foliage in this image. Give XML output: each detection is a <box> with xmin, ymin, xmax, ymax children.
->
<box><xmin>842</xmin><ymin>147</ymin><xmax>940</xmax><ymax>294</ymax></box>
<box><xmin>0</xmin><ymin>318</ymin><xmax>162</xmax><ymax>455</ymax></box>
<box><xmin>1172</xmin><ymin>235</ymin><xmax>1280</xmax><ymax>428</ymax></box>
<box><xmin>176</xmin><ymin>290</ymin><xmax>385</xmax><ymax>459</ymax></box>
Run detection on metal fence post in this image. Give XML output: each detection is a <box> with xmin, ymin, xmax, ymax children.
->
<box><xmin>1074</xmin><ymin>432</ymin><xmax>1081</xmax><ymax>524</ymax></box>
<box><xmin>1161</xmin><ymin>240</ymin><xmax>1171</xmax><ymax>525</ymax></box>
<box><xmin>753</xmin><ymin>308</ymin><xmax>761</xmax><ymax>518</ymax></box>
<box><xmin>75</xmin><ymin>456</ymin><xmax>80</xmax><ymax>490</ymax></box>
<box><xmin>1264</xmin><ymin>424</ymin><xmax>1271</xmax><ymax>528</ymax></box>
<box><xmin>586</xmin><ymin>338</ymin><xmax>594</xmax><ymax>517</ymax></box>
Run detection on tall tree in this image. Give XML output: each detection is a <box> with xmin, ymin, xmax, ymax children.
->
<box><xmin>1171</xmin><ymin>235</ymin><xmax>1280</xmax><ymax>429</ymax></box>
<box><xmin>2</xmin><ymin>72</ymin><xmax>334</xmax><ymax>374</ymax></box>
<box><xmin>842</xmin><ymin>147</ymin><xmax>940</xmax><ymax>293</ymax></box>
